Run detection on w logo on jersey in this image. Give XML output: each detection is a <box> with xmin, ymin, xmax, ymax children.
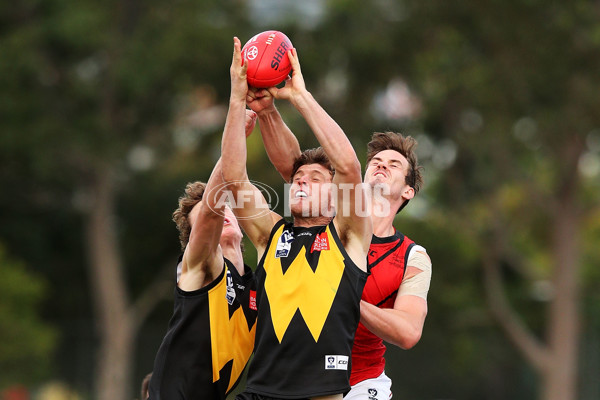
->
<box><xmin>264</xmin><ymin>226</ymin><xmax>344</xmax><ymax>343</ymax></box>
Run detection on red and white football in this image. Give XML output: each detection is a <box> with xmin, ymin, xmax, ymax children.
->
<box><xmin>242</xmin><ymin>30</ymin><xmax>293</xmax><ymax>88</ymax></box>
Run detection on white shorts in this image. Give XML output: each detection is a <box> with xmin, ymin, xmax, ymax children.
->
<box><xmin>343</xmin><ymin>371</ymin><xmax>392</xmax><ymax>400</ymax></box>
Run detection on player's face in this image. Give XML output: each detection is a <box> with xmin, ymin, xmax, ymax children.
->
<box><xmin>289</xmin><ymin>164</ymin><xmax>334</xmax><ymax>218</ymax></box>
<box><xmin>365</xmin><ymin>149</ymin><xmax>410</xmax><ymax>194</ymax></box>
<box><xmin>188</xmin><ymin>202</ymin><xmax>243</xmax><ymax>244</ymax></box>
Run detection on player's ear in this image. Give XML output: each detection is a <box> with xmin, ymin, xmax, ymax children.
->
<box><xmin>403</xmin><ymin>185</ymin><xmax>415</xmax><ymax>200</ymax></box>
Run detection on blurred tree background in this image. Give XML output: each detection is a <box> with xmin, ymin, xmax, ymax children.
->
<box><xmin>1</xmin><ymin>0</ymin><xmax>599</xmax><ymax>399</ymax></box>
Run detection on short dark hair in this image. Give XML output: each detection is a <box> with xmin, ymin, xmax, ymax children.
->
<box><xmin>290</xmin><ymin>147</ymin><xmax>335</xmax><ymax>182</ymax></box>
<box><xmin>366</xmin><ymin>131</ymin><xmax>423</xmax><ymax>212</ymax></box>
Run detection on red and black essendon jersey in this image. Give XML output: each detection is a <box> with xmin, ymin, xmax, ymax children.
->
<box><xmin>350</xmin><ymin>230</ymin><xmax>416</xmax><ymax>386</ymax></box>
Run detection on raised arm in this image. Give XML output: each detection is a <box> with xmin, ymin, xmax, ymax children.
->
<box><xmin>179</xmin><ymin>159</ymin><xmax>226</xmax><ymax>291</ymax></box>
<box><xmin>247</xmin><ymin>88</ymin><xmax>301</xmax><ymax>182</ymax></box>
<box><xmin>269</xmin><ymin>49</ymin><xmax>371</xmax><ymax>268</ymax></box>
<box><xmin>269</xmin><ymin>50</ymin><xmax>361</xmax><ymax>181</ymax></box>
<box><xmin>179</xmin><ymin>94</ymin><xmax>260</xmax><ymax>291</ymax></box>
<box><xmin>221</xmin><ymin>37</ymin><xmax>282</xmax><ymax>257</ymax></box>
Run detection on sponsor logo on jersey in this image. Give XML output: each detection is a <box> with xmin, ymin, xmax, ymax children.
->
<box><xmin>275</xmin><ymin>230</ymin><xmax>294</xmax><ymax>258</ymax></box>
<box><xmin>324</xmin><ymin>355</ymin><xmax>348</xmax><ymax>370</ymax></box>
<box><xmin>249</xmin><ymin>290</ymin><xmax>257</xmax><ymax>311</ymax></box>
<box><xmin>225</xmin><ymin>270</ymin><xmax>236</xmax><ymax>305</ymax></box>
<box><xmin>310</xmin><ymin>232</ymin><xmax>330</xmax><ymax>252</ymax></box>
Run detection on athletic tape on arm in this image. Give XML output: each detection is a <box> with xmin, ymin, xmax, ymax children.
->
<box><xmin>397</xmin><ymin>246</ymin><xmax>431</xmax><ymax>300</ymax></box>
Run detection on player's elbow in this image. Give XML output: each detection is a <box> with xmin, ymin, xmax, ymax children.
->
<box><xmin>334</xmin><ymin>158</ymin><xmax>362</xmax><ymax>180</ymax></box>
<box><xmin>275</xmin><ymin>166</ymin><xmax>293</xmax><ymax>183</ymax></box>
<box><xmin>221</xmin><ymin>168</ymin><xmax>245</xmax><ymax>185</ymax></box>
<box><xmin>221</xmin><ymin>168</ymin><xmax>234</xmax><ymax>183</ymax></box>
<box><xmin>398</xmin><ymin>327</ymin><xmax>422</xmax><ymax>350</ymax></box>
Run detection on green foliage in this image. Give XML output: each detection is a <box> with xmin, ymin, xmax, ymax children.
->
<box><xmin>0</xmin><ymin>245</ymin><xmax>56</xmax><ymax>389</ymax></box>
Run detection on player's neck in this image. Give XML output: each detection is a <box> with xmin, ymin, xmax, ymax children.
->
<box><xmin>371</xmin><ymin>213</ymin><xmax>396</xmax><ymax>237</ymax></box>
<box><xmin>370</xmin><ymin>197</ymin><xmax>398</xmax><ymax>237</ymax></box>
<box><xmin>221</xmin><ymin>243</ymin><xmax>244</xmax><ymax>275</ymax></box>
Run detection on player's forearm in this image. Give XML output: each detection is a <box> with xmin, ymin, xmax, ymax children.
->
<box><xmin>201</xmin><ymin>159</ymin><xmax>225</xmax><ymax>214</ymax></box>
<box><xmin>360</xmin><ymin>300</ymin><xmax>425</xmax><ymax>350</ymax></box>
<box><xmin>221</xmin><ymin>98</ymin><xmax>249</xmax><ymax>182</ymax></box>
<box><xmin>258</xmin><ymin>107</ymin><xmax>301</xmax><ymax>181</ymax></box>
<box><xmin>290</xmin><ymin>90</ymin><xmax>360</xmax><ymax>177</ymax></box>
<box><xmin>185</xmin><ymin>159</ymin><xmax>227</xmax><ymax>279</ymax></box>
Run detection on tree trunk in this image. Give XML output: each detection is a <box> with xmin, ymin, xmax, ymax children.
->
<box><xmin>85</xmin><ymin>167</ymin><xmax>134</xmax><ymax>400</ymax></box>
<box><xmin>483</xmin><ymin>151</ymin><xmax>582</xmax><ymax>400</ymax></box>
<box><xmin>96</xmin><ymin>317</ymin><xmax>135</xmax><ymax>400</ymax></box>
<box><xmin>541</xmin><ymin>187</ymin><xmax>581</xmax><ymax>400</ymax></box>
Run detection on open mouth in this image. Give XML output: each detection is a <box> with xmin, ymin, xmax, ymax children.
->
<box><xmin>223</xmin><ymin>217</ymin><xmax>231</xmax><ymax>226</ymax></box>
<box><xmin>373</xmin><ymin>170</ymin><xmax>387</xmax><ymax>178</ymax></box>
<box><xmin>295</xmin><ymin>190</ymin><xmax>308</xmax><ymax>199</ymax></box>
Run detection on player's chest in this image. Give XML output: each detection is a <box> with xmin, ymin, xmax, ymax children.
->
<box><xmin>363</xmin><ymin>245</ymin><xmax>406</xmax><ymax>302</ymax></box>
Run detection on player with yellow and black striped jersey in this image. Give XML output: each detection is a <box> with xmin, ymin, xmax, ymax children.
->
<box><xmin>222</xmin><ymin>37</ymin><xmax>371</xmax><ymax>400</ymax></box>
<box><xmin>245</xmin><ymin>219</ymin><xmax>368</xmax><ymax>398</ymax></box>
<box><xmin>147</xmin><ymin>106</ymin><xmax>259</xmax><ymax>399</ymax></box>
<box><xmin>149</xmin><ymin>256</ymin><xmax>256</xmax><ymax>399</ymax></box>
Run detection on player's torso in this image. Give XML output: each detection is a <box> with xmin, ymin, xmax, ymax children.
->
<box><xmin>247</xmin><ymin>220</ymin><xmax>367</xmax><ymax>398</ymax></box>
<box><xmin>350</xmin><ymin>232</ymin><xmax>415</xmax><ymax>385</ymax></box>
<box><xmin>363</xmin><ymin>232</ymin><xmax>414</xmax><ymax>308</ymax></box>
<box><xmin>149</xmin><ymin>260</ymin><xmax>256</xmax><ymax>400</ymax></box>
